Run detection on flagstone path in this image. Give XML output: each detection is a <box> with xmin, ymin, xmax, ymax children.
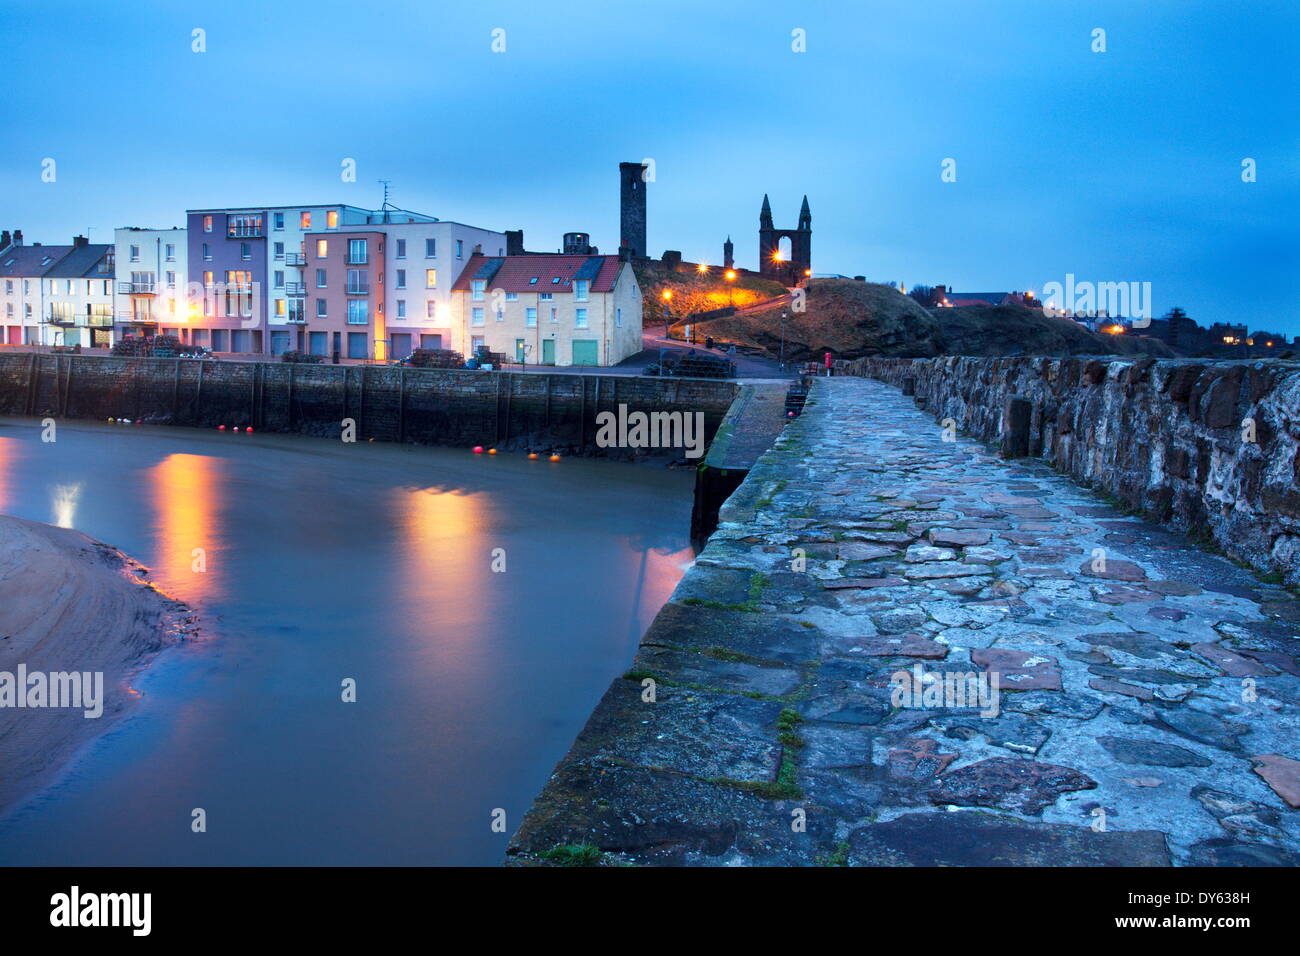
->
<box><xmin>509</xmin><ymin>377</ymin><xmax>1300</xmax><ymax>866</ymax></box>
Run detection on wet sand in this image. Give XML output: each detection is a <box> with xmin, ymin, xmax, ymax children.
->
<box><xmin>0</xmin><ymin>514</ymin><xmax>194</xmax><ymax>815</ymax></box>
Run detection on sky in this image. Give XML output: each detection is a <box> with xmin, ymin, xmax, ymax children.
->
<box><xmin>1</xmin><ymin>0</ymin><xmax>1296</xmax><ymax>333</ymax></box>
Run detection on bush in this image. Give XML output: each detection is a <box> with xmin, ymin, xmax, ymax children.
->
<box><xmin>280</xmin><ymin>350</ymin><xmax>324</xmax><ymax>364</ymax></box>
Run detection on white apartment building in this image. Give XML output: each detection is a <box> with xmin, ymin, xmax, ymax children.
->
<box><xmin>114</xmin><ymin>226</ymin><xmax>188</xmax><ymax>343</ymax></box>
<box><xmin>1</xmin><ymin>234</ymin><xmax>71</xmax><ymax>345</ymax></box>
<box><xmin>41</xmin><ymin>237</ymin><xmax>115</xmax><ymax>347</ymax></box>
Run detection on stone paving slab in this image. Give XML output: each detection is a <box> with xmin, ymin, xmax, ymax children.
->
<box><xmin>509</xmin><ymin>377</ymin><xmax>1300</xmax><ymax>866</ymax></box>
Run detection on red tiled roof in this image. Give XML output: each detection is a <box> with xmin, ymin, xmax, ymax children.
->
<box><xmin>451</xmin><ymin>254</ymin><xmax>623</xmax><ymax>294</ymax></box>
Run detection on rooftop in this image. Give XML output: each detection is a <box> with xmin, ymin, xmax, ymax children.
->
<box><xmin>451</xmin><ymin>254</ymin><xmax>623</xmax><ymax>294</ymax></box>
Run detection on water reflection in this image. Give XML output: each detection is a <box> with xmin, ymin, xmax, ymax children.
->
<box><xmin>50</xmin><ymin>482</ymin><xmax>82</xmax><ymax>528</ymax></box>
<box><xmin>0</xmin><ymin>437</ymin><xmax>18</xmax><ymax>514</ymax></box>
<box><xmin>147</xmin><ymin>454</ymin><xmax>223</xmax><ymax>597</ymax></box>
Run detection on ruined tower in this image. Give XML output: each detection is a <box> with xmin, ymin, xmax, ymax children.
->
<box><xmin>757</xmin><ymin>194</ymin><xmax>811</xmax><ymax>282</ymax></box>
<box><xmin>723</xmin><ymin>235</ymin><xmax>734</xmax><ymax>271</ymax></box>
<box><xmin>619</xmin><ymin>162</ymin><xmax>648</xmax><ymax>258</ymax></box>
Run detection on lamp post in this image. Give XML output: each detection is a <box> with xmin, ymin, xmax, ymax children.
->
<box><xmin>779</xmin><ymin>310</ymin><xmax>787</xmax><ymax>372</ymax></box>
<box><xmin>725</xmin><ymin>269</ymin><xmax>736</xmax><ymax>307</ymax></box>
<box><xmin>661</xmin><ymin>289</ymin><xmax>673</xmax><ymax>339</ymax></box>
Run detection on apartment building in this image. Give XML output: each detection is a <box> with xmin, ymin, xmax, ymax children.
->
<box><xmin>301</xmin><ymin>214</ymin><xmax>506</xmax><ymax>361</ymax></box>
<box><xmin>448</xmin><ymin>254</ymin><xmax>642</xmax><ymax>366</ymax></box>
<box><xmin>114</xmin><ymin>226</ymin><xmax>188</xmax><ymax>344</ymax></box>
<box><xmin>1</xmin><ymin>232</ymin><xmax>73</xmax><ymax>345</ymax></box>
<box><xmin>41</xmin><ymin>237</ymin><xmax>115</xmax><ymax>347</ymax></box>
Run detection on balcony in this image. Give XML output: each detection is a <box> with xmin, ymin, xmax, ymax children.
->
<box><xmin>345</xmin><ymin>284</ymin><xmax>370</xmax><ymax>296</ymax></box>
<box><xmin>87</xmin><ymin>315</ymin><xmax>113</xmax><ymax>328</ymax></box>
<box><xmin>117</xmin><ymin>280</ymin><xmax>156</xmax><ymax>295</ymax></box>
<box><xmin>227</xmin><ymin>223</ymin><xmax>264</xmax><ymax>239</ymax></box>
<box><xmin>285</xmin><ymin>282</ymin><xmax>306</xmax><ymax>295</ymax></box>
<box><xmin>47</xmin><ymin>312</ymin><xmax>78</xmax><ymax>326</ymax></box>
<box><xmin>285</xmin><ymin>314</ymin><xmax>307</xmax><ymax>324</ymax></box>
<box><xmin>116</xmin><ymin>310</ymin><xmax>157</xmax><ymax>324</ymax></box>
<box><xmin>285</xmin><ymin>253</ymin><xmax>306</xmax><ymax>266</ymax></box>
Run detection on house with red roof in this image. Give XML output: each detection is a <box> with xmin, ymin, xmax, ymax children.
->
<box><xmin>450</xmin><ymin>254</ymin><xmax>641</xmax><ymax>366</ymax></box>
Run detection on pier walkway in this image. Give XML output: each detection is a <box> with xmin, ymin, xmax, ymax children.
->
<box><xmin>510</xmin><ymin>377</ymin><xmax>1300</xmax><ymax>866</ymax></box>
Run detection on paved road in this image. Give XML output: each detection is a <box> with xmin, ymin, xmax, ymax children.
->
<box><xmin>511</xmin><ymin>376</ymin><xmax>1300</xmax><ymax>865</ymax></box>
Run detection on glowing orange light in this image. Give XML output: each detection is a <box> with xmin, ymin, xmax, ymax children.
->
<box><xmin>697</xmin><ymin>263</ymin><xmax>708</xmax><ymax>273</ymax></box>
<box><xmin>725</xmin><ymin>270</ymin><xmax>736</xmax><ymax>281</ymax></box>
<box><xmin>661</xmin><ymin>290</ymin><xmax>672</xmax><ymax>301</ymax></box>
<box><xmin>772</xmin><ymin>250</ymin><xmax>783</xmax><ymax>262</ymax></box>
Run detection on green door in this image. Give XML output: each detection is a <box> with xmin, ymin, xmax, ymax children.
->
<box><xmin>515</xmin><ymin>338</ymin><xmax>526</xmax><ymax>363</ymax></box>
<box><xmin>541</xmin><ymin>339</ymin><xmax>555</xmax><ymax>364</ymax></box>
<box><xmin>571</xmin><ymin>339</ymin><xmax>599</xmax><ymax>366</ymax></box>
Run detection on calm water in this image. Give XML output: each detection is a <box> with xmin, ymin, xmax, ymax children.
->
<box><xmin>0</xmin><ymin>417</ymin><xmax>693</xmax><ymax>865</ymax></box>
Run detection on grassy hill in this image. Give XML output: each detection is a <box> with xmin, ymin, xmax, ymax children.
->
<box><xmin>678</xmin><ymin>278</ymin><xmax>1174</xmax><ymax>360</ymax></box>
<box><xmin>632</xmin><ymin>260</ymin><xmax>787</xmax><ymax>329</ymax></box>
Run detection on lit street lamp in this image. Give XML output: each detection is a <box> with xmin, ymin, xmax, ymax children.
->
<box><xmin>725</xmin><ymin>269</ymin><xmax>736</xmax><ymax>307</ymax></box>
<box><xmin>661</xmin><ymin>289</ymin><xmax>673</xmax><ymax>339</ymax></box>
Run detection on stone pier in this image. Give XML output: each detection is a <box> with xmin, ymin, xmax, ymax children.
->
<box><xmin>510</xmin><ymin>377</ymin><xmax>1300</xmax><ymax>866</ymax></box>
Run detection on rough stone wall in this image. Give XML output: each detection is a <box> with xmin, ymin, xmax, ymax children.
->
<box><xmin>0</xmin><ymin>352</ymin><xmax>737</xmax><ymax>456</ymax></box>
<box><xmin>843</xmin><ymin>355</ymin><xmax>1300</xmax><ymax>586</ymax></box>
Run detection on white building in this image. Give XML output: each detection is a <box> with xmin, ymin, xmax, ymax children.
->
<box><xmin>114</xmin><ymin>226</ymin><xmax>188</xmax><ymax>343</ymax></box>
<box><xmin>41</xmin><ymin>237</ymin><xmax>115</xmax><ymax>347</ymax></box>
<box><xmin>2</xmin><ymin>234</ymin><xmax>72</xmax><ymax>345</ymax></box>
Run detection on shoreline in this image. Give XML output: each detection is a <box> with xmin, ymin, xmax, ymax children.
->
<box><xmin>0</xmin><ymin>514</ymin><xmax>196</xmax><ymax>817</ymax></box>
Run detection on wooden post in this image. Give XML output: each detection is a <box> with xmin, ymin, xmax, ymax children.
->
<box><xmin>172</xmin><ymin>359</ymin><xmax>182</xmax><ymax>423</ymax></box>
<box><xmin>397</xmin><ymin>367</ymin><xmax>406</xmax><ymax>443</ymax></box>
<box><xmin>288</xmin><ymin>363</ymin><xmax>296</xmax><ymax>432</ymax></box>
<box><xmin>194</xmin><ymin>358</ymin><xmax>205</xmax><ymax>423</ymax></box>
<box><xmin>902</xmin><ymin>376</ymin><xmax>916</xmax><ymax>397</ymax></box>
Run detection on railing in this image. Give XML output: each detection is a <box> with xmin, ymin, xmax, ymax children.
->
<box><xmin>87</xmin><ymin>315</ymin><xmax>113</xmax><ymax>328</ymax></box>
<box><xmin>227</xmin><ymin>225</ymin><xmax>264</xmax><ymax>238</ymax></box>
<box><xmin>47</xmin><ymin>312</ymin><xmax>77</xmax><ymax>326</ymax></box>
<box><xmin>117</xmin><ymin>280</ymin><xmax>156</xmax><ymax>294</ymax></box>
<box><xmin>285</xmin><ymin>282</ymin><xmax>306</xmax><ymax>295</ymax></box>
<box><xmin>345</xmin><ymin>283</ymin><xmax>369</xmax><ymax>295</ymax></box>
<box><xmin>285</xmin><ymin>253</ymin><xmax>306</xmax><ymax>266</ymax></box>
<box><xmin>347</xmin><ymin>255</ymin><xmax>369</xmax><ymax>265</ymax></box>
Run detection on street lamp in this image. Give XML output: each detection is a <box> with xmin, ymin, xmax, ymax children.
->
<box><xmin>725</xmin><ymin>269</ymin><xmax>736</xmax><ymax>307</ymax></box>
<box><xmin>661</xmin><ymin>289</ymin><xmax>673</xmax><ymax>339</ymax></box>
<box><xmin>779</xmin><ymin>309</ymin><xmax>788</xmax><ymax>372</ymax></box>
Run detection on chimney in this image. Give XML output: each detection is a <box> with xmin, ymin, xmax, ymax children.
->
<box><xmin>0</xmin><ymin>230</ymin><xmax>9</xmax><ymax>250</ymax></box>
<box><xmin>13</xmin><ymin>229</ymin><xmax>23</xmax><ymax>246</ymax></box>
<box><xmin>73</xmin><ymin>235</ymin><xmax>89</xmax><ymax>248</ymax></box>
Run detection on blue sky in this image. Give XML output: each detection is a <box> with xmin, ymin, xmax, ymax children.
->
<box><xmin>1</xmin><ymin>0</ymin><xmax>1296</xmax><ymax>333</ymax></box>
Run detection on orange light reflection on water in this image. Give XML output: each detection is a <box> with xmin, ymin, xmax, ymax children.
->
<box><xmin>148</xmin><ymin>453</ymin><xmax>223</xmax><ymax>599</ymax></box>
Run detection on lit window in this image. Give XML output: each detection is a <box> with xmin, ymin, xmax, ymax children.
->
<box><xmin>275</xmin><ymin>299</ymin><xmax>286</xmax><ymax>317</ymax></box>
<box><xmin>203</xmin><ymin>215</ymin><xmax>213</xmax><ymax>232</ymax></box>
<box><xmin>301</xmin><ymin>212</ymin><xmax>312</xmax><ymax>229</ymax></box>
<box><xmin>327</xmin><ymin>210</ymin><xmax>339</xmax><ymax>229</ymax></box>
<box><xmin>316</xmin><ymin>239</ymin><xmax>328</xmax><ymax>258</ymax></box>
<box><xmin>426</xmin><ymin>269</ymin><xmax>437</xmax><ymax>289</ymax></box>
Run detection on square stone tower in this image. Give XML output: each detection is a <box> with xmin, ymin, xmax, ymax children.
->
<box><xmin>619</xmin><ymin>162</ymin><xmax>647</xmax><ymax>258</ymax></box>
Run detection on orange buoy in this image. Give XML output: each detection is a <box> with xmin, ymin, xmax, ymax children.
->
<box><xmin>527</xmin><ymin>452</ymin><xmax>538</xmax><ymax>460</ymax></box>
<box><xmin>488</xmin><ymin>448</ymin><xmax>497</xmax><ymax>455</ymax></box>
<box><xmin>548</xmin><ymin>454</ymin><xmax>561</xmax><ymax>463</ymax></box>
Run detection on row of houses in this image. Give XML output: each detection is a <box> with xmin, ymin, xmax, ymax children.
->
<box><xmin>0</xmin><ymin>201</ymin><xmax>644</xmax><ymax>367</ymax></box>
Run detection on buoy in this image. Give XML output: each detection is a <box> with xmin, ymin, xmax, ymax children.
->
<box><xmin>246</xmin><ymin>427</ymin><xmax>254</xmax><ymax>434</ymax></box>
<box><xmin>218</xmin><ymin>425</ymin><xmax>226</xmax><ymax>430</ymax></box>
<box><xmin>123</xmin><ymin>419</ymin><xmax>133</xmax><ymax>425</ymax></box>
<box><xmin>527</xmin><ymin>452</ymin><xmax>538</xmax><ymax>461</ymax></box>
<box><xmin>472</xmin><ymin>445</ymin><xmax>484</xmax><ymax>454</ymax></box>
<box><xmin>488</xmin><ymin>448</ymin><xmax>497</xmax><ymax>455</ymax></box>
<box><xmin>233</xmin><ymin>426</ymin><xmax>240</xmax><ymax>432</ymax></box>
<box><xmin>107</xmin><ymin>418</ymin><xmax>113</xmax><ymax>423</ymax></box>
<box><xmin>549</xmin><ymin>454</ymin><xmax>561</xmax><ymax>463</ymax></box>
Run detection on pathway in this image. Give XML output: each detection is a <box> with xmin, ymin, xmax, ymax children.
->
<box><xmin>510</xmin><ymin>377</ymin><xmax>1300</xmax><ymax>866</ymax></box>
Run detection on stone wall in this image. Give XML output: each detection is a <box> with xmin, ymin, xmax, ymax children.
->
<box><xmin>0</xmin><ymin>352</ymin><xmax>738</xmax><ymax>456</ymax></box>
<box><xmin>843</xmin><ymin>355</ymin><xmax>1300</xmax><ymax>586</ymax></box>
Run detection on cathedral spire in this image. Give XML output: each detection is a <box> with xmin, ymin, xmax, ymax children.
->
<box><xmin>760</xmin><ymin>194</ymin><xmax>773</xmax><ymax>229</ymax></box>
<box><xmin>798</xmin><ymin>195</ymin><xmax>811</xmax><ymax>230</ymax></box>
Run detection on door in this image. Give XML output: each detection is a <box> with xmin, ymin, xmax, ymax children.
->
<box><xmin>309</xmin><ymin>331</ymin><xmax>328</xmax><ymax>356</ymax></box>
<box><xmin>571</xmin><ymin>339</ymin><xmax>599</xmax><ymax>366</ymax></box>
<box><xmin>347</xmin><ymin>332</ymin><xmax>368</xmax><ymax>359</ymax></box>
<box><xmin>420</xmin><ymin>333</ymin><xmax>442</xmax><ymax>350</ymax></box>
<box><xmin>515</xmin><ymin>339</ymin><xmax>526</xmax><ymax>363</ymax></box>
<box><xmin>270</xmin><ymin>331</ymin><xmax>291</xmax><ymax>355</ymax></box>
<box><xmin>541</xmin><ymin>339</ymin><xmax>555</xmax><ymax>364</ymax></box>
<box><xmin>391</xmin><ymin>333</ymin><xmax>411</xmax><ymax>359</ymax></box>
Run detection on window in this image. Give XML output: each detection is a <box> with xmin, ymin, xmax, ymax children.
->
<box><xmin>129</xmin><ymin>245</ymin><xmax>141</xmax><ymax>261</ymax></box>
<box><xmin>471</xmin><ymin>279</ymin><xmax>485</xmax><ymax>301</ymax></box>
<box><xmin>240</xmin><ymin>242</ymin><xmax>251</xmax><ymax>260</ymax></box>
<box><xmin>316</xmin><ymin>299</ymin><xmax>327</xmax><ymax>318</ymax></box>
<box><xmin>300</xmin><ymin>212</ymin><xmax>312</xmax><ymax>229</ymax></box>
<box><xmin>455</xmin><ymin>240</ymin><xmax>463</xmax><ymax>258</ymax></box>
<box><xmin>471</xmin><ymin>307</ymin><xmax>484</xmax><ymax>326</ymax></box>
<box><xmin>202</xmin><ymin>215</ymin><xmax>213</xmax><ymax>232</ymax></box>
<box><xmin>426</xmin><ymin>269</ymin><xmax>437</xmax><ymax>289</ymax></box>
<box><xmin>396</xmin><ymin>269</ymin><xmax>406</xmax><ymax>289</ymax></box>
<box><xmin>203</xmin><ymin>270</ymin><xmax>214</xmax><ymax>285</ymax></box>
<box><xmin>471</xmin><ymin>335</ymin><xmax>485</xmax><ymax>352</ymax></box>
<box><xmin>396</xmin><ymin>239</ymin><xmax>406</xmax><ymax>258</ymax></box>
<box><xmin>347</xmin><ymin>299</ymin><xmax>369</xmax><ymax>324</ymax></box>
<box><xmin>575</xmin><ymin>279</ymin><xmax>589</xmax><ymax>301</ymax></box>
<box><xmin>526</xmin><ymin>307</ymin><xmax>537</xmax><ymax>328</ymax></box>
<box><xmin>396</xmin><ymin>300</ymin><xmax>406</xmax><ymax>318</ymax></box>
<box><xmin>274</xmin><ymin>242</ymin><xmax>284</xmax><ymax>259</ymax></box>
<box><xmin>316</xmin><ymin>239</ymin><xmax>328</xmax><ymax>258</ymax></box>
<box><xmin>505</xmin><ymin>292</ymin><xmax>518</xmax><ymax>301</ymax></box>
<box><xmin>274</xmin><ymin>270</ymin><xmax>284</xmax><ymax>289</ymax></box>
<box><xmin>274</xmin><ymin>212</ymin><xmax>285</xmax><ymax>230</ymax></box>
<box><xmin>616</xmin><ymin>307</ymin><xmax>622</xmax><ymax>327</ymax></box>
<box><xmin>550</xmin><ymin>308</ymin><xmax>557</xmax><ymax>323</ymax></box>
<box><xmin>426</xmin><ymin>301</ymin><xmax>437</xmax><ymax>319</ymax></box>
<box><xmin>528</xmin><ymin>277</ymin><xmax>538</xmax><ymax>285</ymax></box>
<box><xmin>348</xmin><ymin>239</ymin><xmax>367</xmax><ymax>264</ymax></box>
<box><xmin>228</xmin><ymin>214</ymin><xmax>263</xmax><ymax>238</ymax></box>
<box><xmin>425</xmin><ymin>238</ymin><xmax>436</xmax><ymax>257</ymax></box>
<box><xmin>327</xmin><ymin>210</ymin><xmax>339</xmax><ymax>229</ymax></box>
<box><xmin>202</xmin><ymin>243</ymin><xmax>211</xmax><ymax>260</ymax></box>
<box><xmin>552</xmin><ymin>277</ymin><xmax>561</xmax><ymax>285</ymax></box>
<box><xmin>287</xmin><ymin>299</ymin><xmax>304</xmax><ymax>323</ymax></box>
<box><xmin>165</xmin><ymin>243</ymin><xmax>176</xmax><ymax>260</ymax></box>
<box><xmin>166</xmin><ymin>271</ymin><xmax>176</xmax><ymax>287</ymax></box>
<box><xmin>575</xmin><ymin>308</ymin><xmax>588</xmax><ymax>328</ymax></box>
<box><xmin>496</xmin><ymin>308</ymin><xmax>504</xmax><ymax>322</ymax></box>
<box><xmin>275</xmin><ymin>299</ymin><xmax>286</xmax><ymax>317</ymax></box>
<box><xmin>346</xmin><ymin>270</ymin><xmax>368</xmax><ymax>294</ymax></box>
<box><xmin>316</xmin><ymin>268</ymin><xmax>327</xmax><ymax>288</ymax></box>
<box><xmin>131</xmin><ymin>271</ymin><xmax>155</xmax><ymax>292</ymax></box>
<box><xmin>540</xmin><ymin>292</ymin><xmax>553</xmax><ymax>301</ymax></box>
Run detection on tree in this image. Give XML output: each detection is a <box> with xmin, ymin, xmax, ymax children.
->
<box><xmin>908</xmin><ymin>285</ymin><xmax>935</xmax><ymax>307</ymax></box>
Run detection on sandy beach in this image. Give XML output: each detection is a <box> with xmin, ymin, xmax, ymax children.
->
<box><xmin>0</xmin><ymin>514</ymin><xmax>195</xmax><ymax>816</ymax></box>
